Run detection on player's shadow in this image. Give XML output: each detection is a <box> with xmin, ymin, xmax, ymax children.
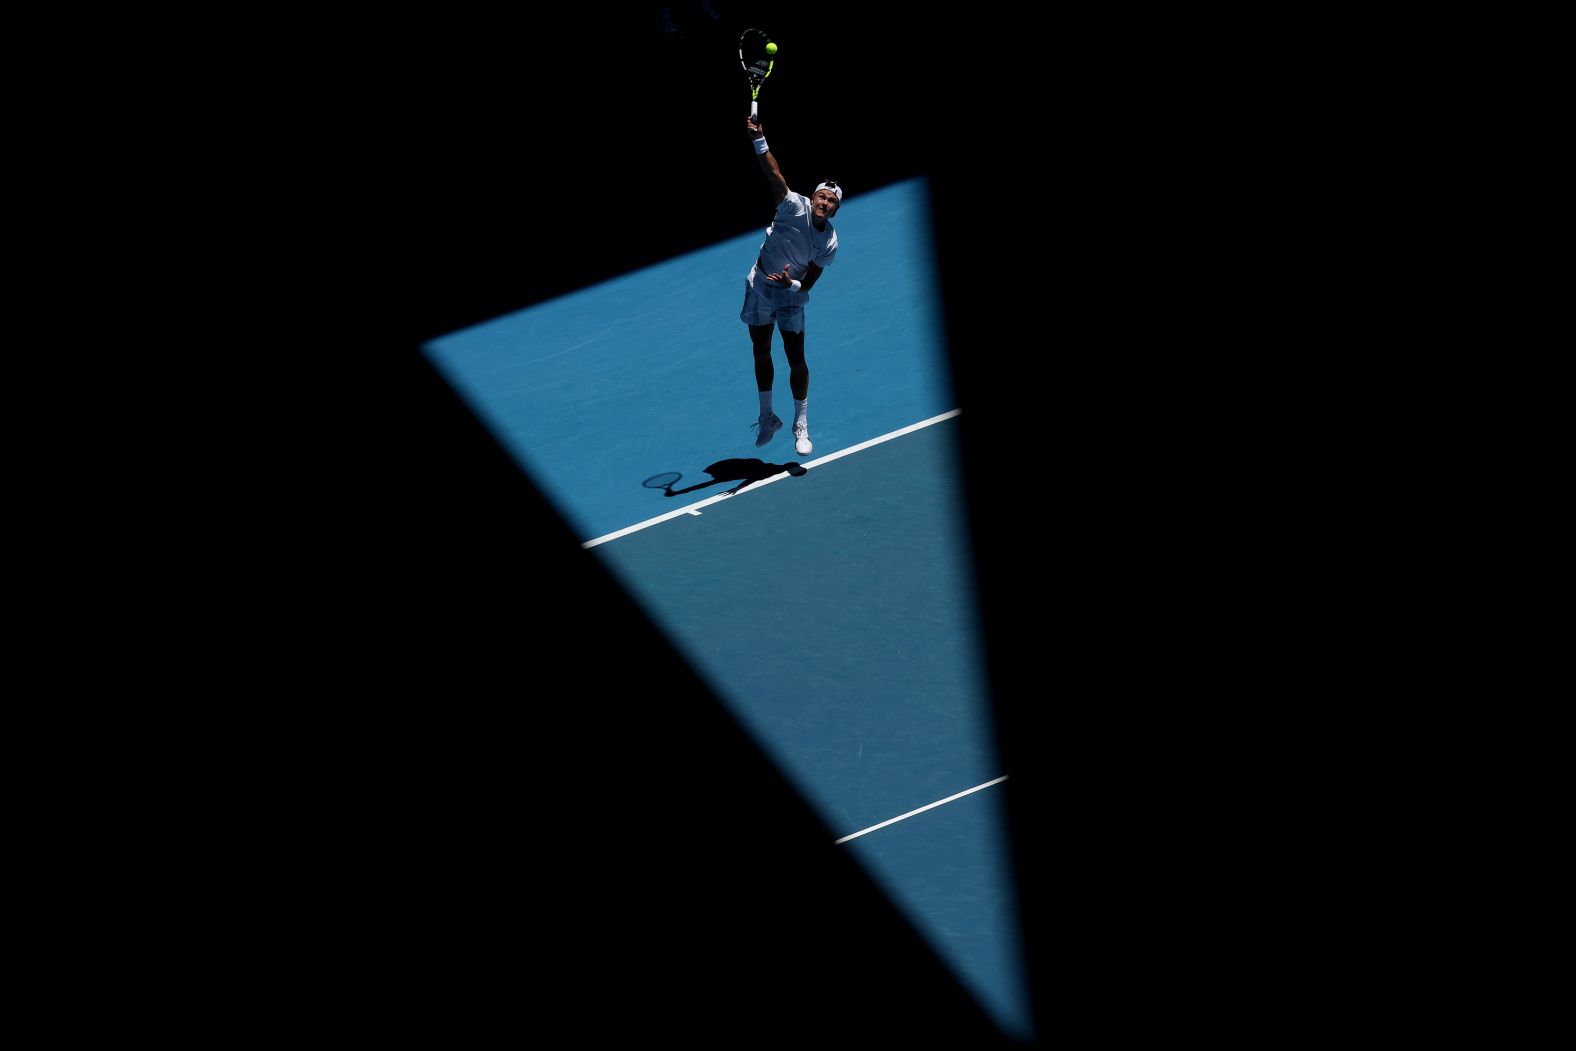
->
<box><xmin>646</xmin><ymin>458</ymin><xmax>807</xmax><ymax>498</ymax></box>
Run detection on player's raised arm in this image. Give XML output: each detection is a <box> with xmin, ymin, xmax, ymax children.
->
<box><xmin>746</xmin><ymin>117</ymin><xmax>788</xmax><ymax>205</ymax></box>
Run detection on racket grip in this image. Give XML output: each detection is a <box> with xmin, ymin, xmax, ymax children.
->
<box><xmin>750</xmin><ymin>100</ymin><xmax>758</xmax><ymax>120</ymax></box>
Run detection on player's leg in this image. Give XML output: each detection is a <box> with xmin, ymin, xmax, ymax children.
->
<box><xmin>781</xmin><ymin>328</ymin><xmax>811</xmax><ymax>455</ymax></box>
<box><xmin>741</xmin><ymin>279</ymin><xmax>782</xmax><ymax>446</ymax></box>
<box><xmin>749</xmin><ymin>324</ymin><xmax>781</xmax><ymax>445</ymax></box>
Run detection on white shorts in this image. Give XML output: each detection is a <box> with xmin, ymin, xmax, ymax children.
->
<box><xmin>739</xmin><ymin>265</ymin><xmax>806</xmax><ymax>333</ymax></box>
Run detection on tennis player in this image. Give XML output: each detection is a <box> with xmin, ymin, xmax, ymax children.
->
<box><xmin>741</xmin><ymin>115</ymin><xmax>841</xmax><ymax>456</ymax></box>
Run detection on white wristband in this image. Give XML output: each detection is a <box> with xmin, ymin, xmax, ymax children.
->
<box><xmin>789</xmin><ymin>279</ymin><xmax>802</xmax><ymax>292</ymax></box>
<box><xmin>754</xmin><ymin>137</ymin><xmax>769</xmax><ymax>155</ymax></box>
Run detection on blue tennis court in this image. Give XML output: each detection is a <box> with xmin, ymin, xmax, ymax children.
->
<box><xmin>423</xmin><ymin>177</ymin><xmax>1031</xmax><ymax>1041</ymax></box>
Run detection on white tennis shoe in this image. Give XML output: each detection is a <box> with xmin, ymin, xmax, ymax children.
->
<box><xmin>793</xmin><ymin>420</ymin><xmax>812</xmax><ymax>456</ymax></box>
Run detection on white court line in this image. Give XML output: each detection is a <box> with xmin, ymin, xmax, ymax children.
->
<box><xmin>833</xmin><ymin>775</ymin><xmax>1009</xmax><ymax>845</ymax></box>
<box><xmin>581</xmin><ymin>408</ymin><xmax>961</xmax><ymax>549</ymax></box>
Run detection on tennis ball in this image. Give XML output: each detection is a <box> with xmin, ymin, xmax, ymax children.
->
<box><xmin>765</xmin><ymin>42</ymin><xmax>778</xmax><ymax>55</ymax></box>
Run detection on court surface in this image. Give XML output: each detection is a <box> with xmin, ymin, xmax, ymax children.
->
<box><xmin>423</xmin><ymin>178</ymin><xmax>1032</xmax><ymax>1041</ymax></box>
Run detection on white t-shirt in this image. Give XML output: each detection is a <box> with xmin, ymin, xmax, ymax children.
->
<box><xmin>755</xmin><ymin>191</ymin><xmax>838</xmax><ymax>281</ymax></box>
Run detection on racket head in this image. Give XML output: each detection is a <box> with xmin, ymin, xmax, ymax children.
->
<box><xmin>738</xmin><ymin>28</ymin><xmax>774</xmax><ymax>90</ymax></box>
<box><xmin>643</xmin><ymin>471</ymin><xmax>682</xmax><ymax>491</ymax></box>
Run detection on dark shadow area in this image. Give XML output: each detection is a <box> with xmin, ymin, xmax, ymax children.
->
<box><xmin>327</xmin><ymin>0</ymin><xmax>1453</xmax><ymax>1039</ymax></box>
<box><xmin>652</xmin><ymin>457</ymin><xmax>807</xmax><ymax>498</ymax></box>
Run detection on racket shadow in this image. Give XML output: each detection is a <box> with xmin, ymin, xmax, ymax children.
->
<box><xmin>645</xmin><ymin>457</ymin><xmax>807</xmax><ymax>499</ymax></box>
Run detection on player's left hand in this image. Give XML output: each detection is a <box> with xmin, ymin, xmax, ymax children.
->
<box><xmin>764</xmin><ymin>264</ymin><xmax>793</xmax><ymax>288</ymax></box>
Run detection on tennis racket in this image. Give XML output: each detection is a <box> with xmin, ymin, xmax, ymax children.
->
<box><xmin>738</xmin><ymin>28</ymin><xmax>776</xmax><ymax>120</ymax></box>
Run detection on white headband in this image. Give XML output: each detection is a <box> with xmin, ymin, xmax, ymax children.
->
<box><xmin>814</xmin><ymin>182</ymin><xmax>843</xmax><ymax>203</ymax></box>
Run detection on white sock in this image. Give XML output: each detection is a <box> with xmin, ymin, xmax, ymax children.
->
<box><xmin>793</xmin><ymin>398</ymin><xmax>808</xmax><ymax>427</ymax></box>
<box><xmin>758</xmin><ymin>391</ymin><xmax>773</xmax><ymax>417</ymax></box>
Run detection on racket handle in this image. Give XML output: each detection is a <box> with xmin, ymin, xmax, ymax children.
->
<box><xmin>750</xmin><ymin>100</ymin><xmax>758</xmax><ymax>120</ymax></box>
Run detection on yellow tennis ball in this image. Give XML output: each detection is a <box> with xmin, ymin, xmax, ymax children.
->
<box><xmin>765</xmin><ymin>42</ymin><xmax>778</xmax><ymax>55</ymax></box>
